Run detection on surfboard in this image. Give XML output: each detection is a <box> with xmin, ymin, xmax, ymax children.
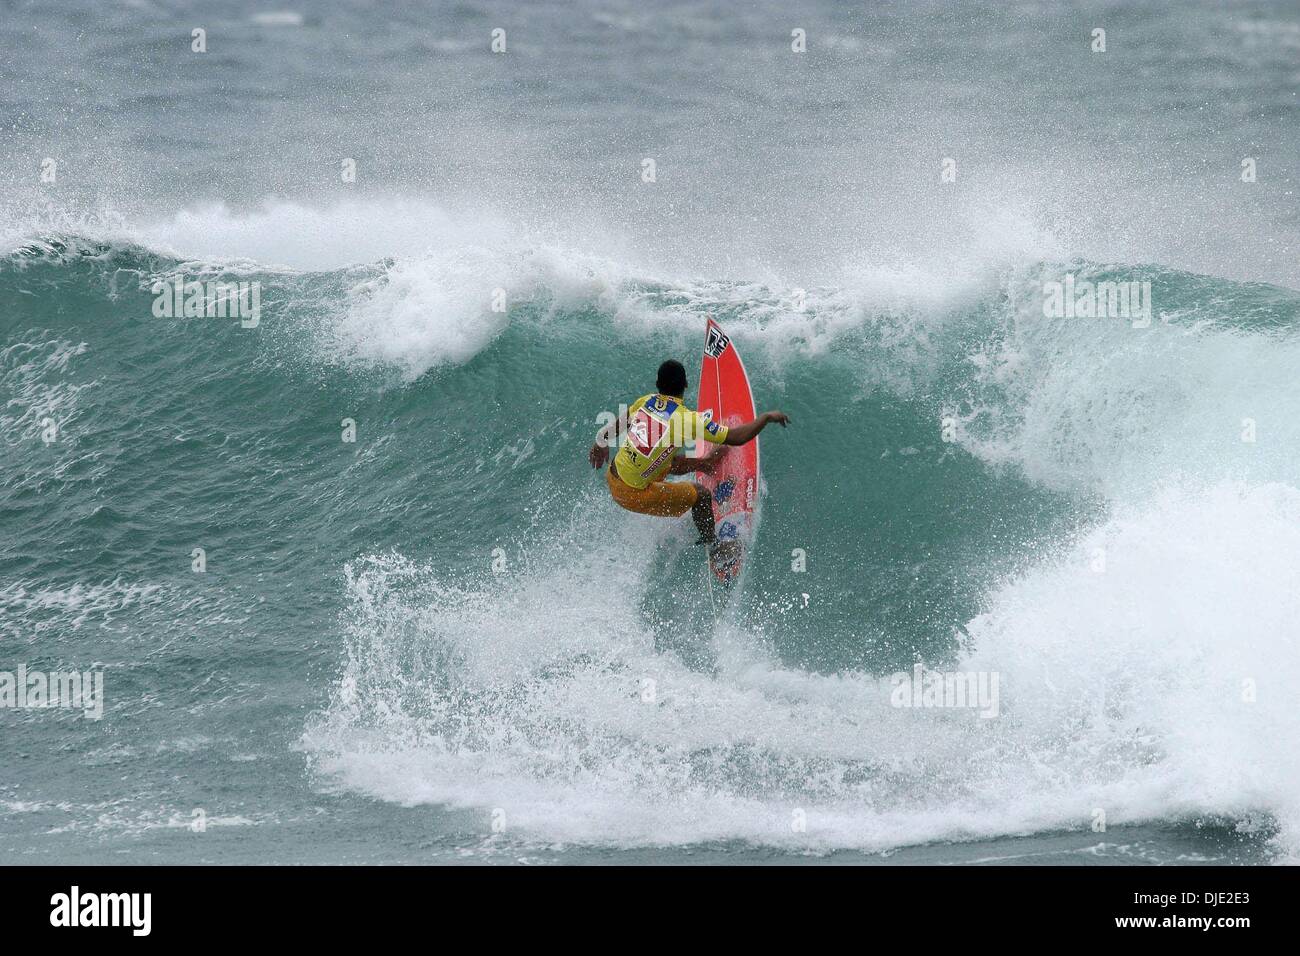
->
<box><xmin>695</xmin><ymin>318</ymin><xmax>759</xmax><ymax>584</ymax></box>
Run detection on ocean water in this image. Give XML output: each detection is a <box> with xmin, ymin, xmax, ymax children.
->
<box><xmin>1</xmin><ymin>0</ymin><xmax>1298</xmax><ymax>865</ymax></box>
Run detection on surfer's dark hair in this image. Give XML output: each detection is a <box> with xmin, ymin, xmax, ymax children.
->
<box><xmin>656</xmin><ymin>360</ymin><xmax>687</xmax><ymax>396</ymax></box>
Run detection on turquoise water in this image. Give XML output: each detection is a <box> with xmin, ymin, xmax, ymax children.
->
<box><xmin>2</xmin><ymin>0</ymin><xmax>1298</xmax><ymax>864</ymax></box>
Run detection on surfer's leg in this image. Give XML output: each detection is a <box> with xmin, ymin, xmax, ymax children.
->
<box><xmin>607</xmin><ymin>467</ymin><xmax>698</xmax><ymax>519</ymax></box>
<box><xmin>690</xmin><ymin>483</ymin><xmax>716</xmax><ymax>543</ymax></box>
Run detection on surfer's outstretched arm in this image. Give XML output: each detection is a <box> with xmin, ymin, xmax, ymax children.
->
<box><xmin>723</xmin><ymin>410</ymin><xmax>790</xmax><ymax>446</ymax></box>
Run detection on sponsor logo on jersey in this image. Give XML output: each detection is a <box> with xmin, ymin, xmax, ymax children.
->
<box><xmin>628</xmin><ymin>407</ymin><xmax>668</xmax><ymax>456</ymax></box>
<box><xmin>639</xmin><ymin>443</ymin><xmax>676</xmax><ymax>479</ymax></box>
<box><xmin>646</xmin><ymin>396</ymin><xmax>678</xmax><ymax>420</ymax></box>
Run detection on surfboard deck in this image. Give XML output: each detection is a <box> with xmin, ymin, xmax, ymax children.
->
<box><xmin>695</xmin><ymin>318</ymin><xmax>759</xmax><ymax>584</ymax></box>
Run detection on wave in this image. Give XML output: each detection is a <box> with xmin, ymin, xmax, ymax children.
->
<box><xmin>5</xmin><ymin>199</ymin><xmax>1299</xmax><ymax>857</ymax></box>
<box><xmin>302</xmin><ymin>480</ymin><xmax>1299</xmax><ymax>855</ymax></box>
<box><xmin>6</xmin><ymin>209</ymin><xmax>1298</xmax><ymax>490</ymax></box>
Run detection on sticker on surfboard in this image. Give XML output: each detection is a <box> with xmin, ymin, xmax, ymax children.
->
<box><xmin>695</xmin><ymin>317</ymin><xmax>759</xmax><ymax>584</ymax></box>
<box><xmin>704</xmin><ymin>324</ymin><xmax>730</xmax><ymax>358</ymax></box>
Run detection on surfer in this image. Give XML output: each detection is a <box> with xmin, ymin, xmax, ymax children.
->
<box><xmin>588</xmin><ymin>359</ymin><xmax>789</xmax><ymax>543</ymax></box>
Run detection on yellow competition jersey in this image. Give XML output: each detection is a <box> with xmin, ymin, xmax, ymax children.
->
<box><xmin>612</xmin><ymin>393</ymin><xmax>729</xmax><ymax>489</ymax></box>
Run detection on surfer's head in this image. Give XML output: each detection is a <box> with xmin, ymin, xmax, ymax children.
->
<box><xmin>656</xmin><ymin>359</ymin><xmax>687</xmax><ymax>397</ymax></box>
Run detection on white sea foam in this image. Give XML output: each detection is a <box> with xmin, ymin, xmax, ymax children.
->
<box><xmin>321</xmin><ymin>241</ymin><xmax>629</xmax><ymax>380</ymax></box>
<box><xmin>132</xmin><ymin>198</ymin><xmax>516</xmax><ymax>272</ymax></box>
<box><xmin>0</xmin><ymin>579</ymin><xmax>166</xmax><ymax>643</ymax></box>
<box><xmin>303</xmin><ymin>478</ymin><xmax>1299</xmax><ymax>858</ymax></box>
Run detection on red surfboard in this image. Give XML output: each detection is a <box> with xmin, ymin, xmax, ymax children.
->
<box><xmin>695</xmin><ymin>318</ymin><xmax>759</xmax><ymax>583</ymax></box>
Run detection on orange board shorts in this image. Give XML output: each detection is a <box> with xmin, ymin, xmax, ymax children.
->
<box><xmin>606</xmin><ymin>464</ymin><xmax>698</xmax><ymax>517</ymax></box>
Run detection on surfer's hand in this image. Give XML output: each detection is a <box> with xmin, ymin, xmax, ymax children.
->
<box><xmin>695</xmin><ymin>448</ymin><xmax>721</xmax><ymax>473</ymax></box>
<box><xmin>589</xmin><ymin>442</ymin><xmax>609</xmax><ymax>469</ymax></box>
<box><xmin>764</xmin><ymin>410</ymin><xmax>791</xmax><ymax>427</ymax></box>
